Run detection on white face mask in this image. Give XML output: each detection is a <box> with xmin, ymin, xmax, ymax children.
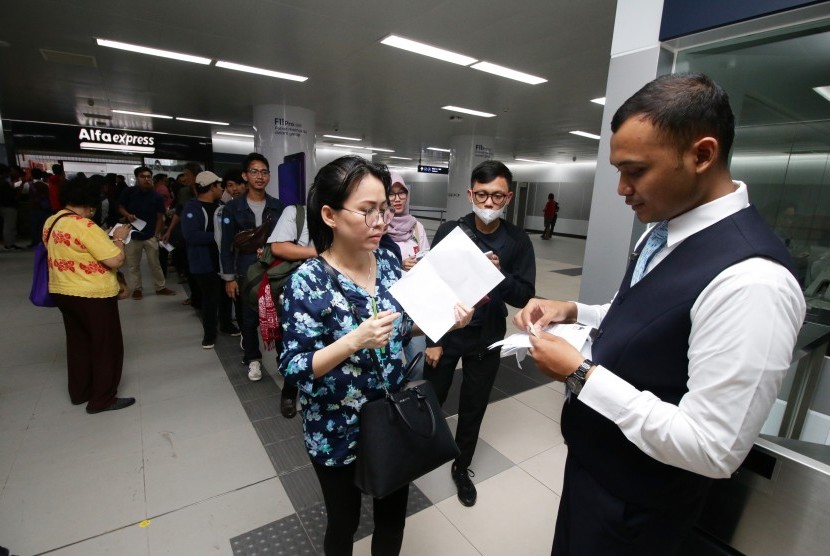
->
<box><xmin>472</xmin><ymin>205</ymin><xmax>504</xmax><ymax>225</ymax></box>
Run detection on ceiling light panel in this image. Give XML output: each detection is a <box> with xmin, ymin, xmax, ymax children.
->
<box><xmin>470</xmin><ymin>61</ymin><xmax>547</xmax><ymax>85</ymax></box>
<box><xmin>112</xmin><ymin>109</ymin><xmax>172</xmax><ymax>119</ymax></box>
<box><xmin>515</xmin><ymin>158</ymin><xmax>555</xmax><ymax>164</ymax></box>
<box><xmin>814</xmin><ymin>86</ymin><xmax>830</xmax><ymax>102</ymax></box>
<box><xmin>96</xmin><ymin>38</ymin><xmax>211</xmax><ymax>65</ymax></box>
<box><xmin>380</xmin><ymin>35</ymin><xmax>477</xmax><ymax>66</ymax></box>
<box><xmin>427</xmin><ymin>147</ymin><xmax>451</xmax><ymax>152</ymax></box>
<box><xmin>81</xmin><ymin>142</ymin><xmax>155</xmax><ymax>154</ymax></box>
<box><xmin>177</xmin><ymin>117</ymin><xmax>229</xmax><ymax>125</ymax></box>
<box><xmin>217</xmin><ymin>131</ymin><xmax>254</xmax><ymax>138</ymax></box>
<box><xmin>442</xmin><ymin>105</ymin><xmax>496</xmax><ymax>118</ymax></box>
<box><xmin>215</xmin><ymin>61</ymin><xmax>308</xmax><ymax>82</ymax></box>
<box><xmin>389</xmin><ymin>156</ymin><xmax>413</xmax><ymax>160</ymax></box>
<box><xmin>323</xmin><ymin>134</ymin><xmax>361</xmax><ymax>141</ymax></box>
<box><xmin>591</xmin><ymin>97</ymin><xmax>606</xmax><ymax>105</ymax></box>
<box><xmin>570</xmin><ymin>130</ymin><xmax>601</xmax><ymax>140</ymax></box>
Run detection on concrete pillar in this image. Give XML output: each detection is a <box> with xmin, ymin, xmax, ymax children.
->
<box><xmin>252</xmin><ymin>105</ymin><xmax>315</xmax><ymax>201</ymax></box>
<box><xmin>579</xmin><ymin>0</ymin><xmax>669</xmax><ymax>304</ymax></box>
<box><xmin>445</xmin><ymin>135</ymin><xmax>495</xmax><ymax>221</ymax></box>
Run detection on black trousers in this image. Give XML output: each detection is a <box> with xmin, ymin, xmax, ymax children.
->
<box><xmin>552</xmin><ymin>454</ymin><xmax>708</xmax><ymax>555</ymax></box>
<box><xmin>312</xmin><ymin>462</ymin><xmax>409</xmax><ymax>556</ymax></box>
<box><xmin>423</xmin><ymin>328</ymin><xmax>501</xmax><ymax>470</ymax></box>
<box><xmin>193</xmin><ymin>273</ymin><xmax>233</xmax><ymax>343</ymax></box>
<box><xmin>53</xmin><ymin>293</ymin><xmax>124</xmax><ymax>412</ymax></box>
<box><xmin>236</xmin><ymin>274</ymin><xmax>262</xmax><ymax>363</ymax></box>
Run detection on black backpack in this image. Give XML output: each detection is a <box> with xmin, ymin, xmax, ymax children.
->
<box><xmin>242</xmin><ymin>205</ymin><xmax>306</xmax><ymax>310</ymax></box>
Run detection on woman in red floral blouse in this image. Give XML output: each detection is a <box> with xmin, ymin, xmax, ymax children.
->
<box><xmin>44</xmin><ymin>177</ymin><xmax>135</xmax><ymax>414</ymax></box>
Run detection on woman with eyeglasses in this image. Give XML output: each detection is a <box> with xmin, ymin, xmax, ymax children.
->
<box><xmin>385</xmin><ymin>172</ymin><xmax>431</xmax><ymax>380</ymax></box>
<box><xmin>280</xmin><ymin>156</ymin><xmax>471</xmax><ymax>555</ymax></box>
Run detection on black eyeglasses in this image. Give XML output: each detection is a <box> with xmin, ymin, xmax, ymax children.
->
<box><xmin>471</xmin><ymin>191</ymin><xmax>509</xmax><ymax>205</ymax></box>
<box><xmin>341</xmin><ymin>207</ymin><xmax>395</xmax><ymax>227</ymax></box>
<box><xmin>246</xmin><ymin>168</ymin><xmax>270</xmax><ymax>176</ymax></box>
<box><xmin>390</xmin><ymin>191</ymin><xmax>408</xmax><ymax>200</ymax></box>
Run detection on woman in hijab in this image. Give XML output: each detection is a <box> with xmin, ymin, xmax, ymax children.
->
<box><xmin>385</xmin><ymin>172</ymin><xmax>430</xmax><ymax>380</ymax></box>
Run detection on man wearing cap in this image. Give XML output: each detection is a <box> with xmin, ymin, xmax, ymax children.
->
<box><xmin>182</xmin><ymin>171</ymin><xmax>239</xmax><ymax>348</ymax></box>
<box><xmin>119</xmin><ymin>165</ymin><xmax>177</xmax><ymax>299</ymax></box>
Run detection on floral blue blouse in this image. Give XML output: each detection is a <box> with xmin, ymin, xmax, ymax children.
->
<box><xmin>280</xmin><ymin>248</ymin><xmax>414</xmax><ymax>467</ymax></box>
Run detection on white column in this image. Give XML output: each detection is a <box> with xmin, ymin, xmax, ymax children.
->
<box><xmin>579</xmin><ymin>0</ymin><xmax>666</xmax><ymax>304</ymax></box>
<box><xmin>446</xmin><ymin>135</ymin><xmax>495</xmax><ymax>221</ymax></box>
<box><xmin>252</xmin><ymin>105</ymin><xmax>316</xmax><ymax>199</ymax></box>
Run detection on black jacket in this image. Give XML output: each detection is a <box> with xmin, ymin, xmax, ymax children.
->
<box><xmin>426</xmin><ymin>213</ymin><xmax>536</xmax><ymax>353</ymax></box>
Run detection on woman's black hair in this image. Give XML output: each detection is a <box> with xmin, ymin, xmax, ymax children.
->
<box><xmin>60</xmin><ymin>176</ymin><xmax>102</xmax><ymax>207</ymax></box>
<box><xmin>307</xmin><ymin>156</ymin><xmax>391</xmax><ymax>254</ymax></box>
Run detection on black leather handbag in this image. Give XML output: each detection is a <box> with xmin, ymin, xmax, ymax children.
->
<box><xmin>354</xmin><ymin>376</ymin><xmax>459</xmax><ymax>498</ymax></box>
<box><xmin>319</xmin><ymin>258</ymin><xmax>459</xmax><ymax>498</ymax></box>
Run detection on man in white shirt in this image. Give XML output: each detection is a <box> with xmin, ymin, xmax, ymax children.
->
<box><xmin>266</xmin><ymin>204</ymin><xmax>314</xmax><ymax>417</ymax></box>
<box><xmin>514</xmin><ymin>73</ymin><xmax>806</xmax><ymax>555</ymax></box>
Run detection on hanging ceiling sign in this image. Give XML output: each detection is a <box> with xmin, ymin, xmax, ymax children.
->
<box><xmin>418</xmin><ymin>165</ymin><xmax>449</xmax><ymax>174</ymax></box>
<box><xmin>78</xmin><ymin>127</ymin><xmax>156</xmax><ymax>154</ymax></box>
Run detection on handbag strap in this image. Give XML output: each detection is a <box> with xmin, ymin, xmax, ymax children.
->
<box><xmin>45</xmin><ymin>211</ymin><xmax>74</xmax><ymax>243</ymax></box>
<box><xmin>318</xmin><ymin>256</ymin><xmax>391</xmax><ymax>397</ymax></box>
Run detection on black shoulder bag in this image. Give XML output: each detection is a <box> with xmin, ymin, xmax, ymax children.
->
<box><xmin>319</xmin><ymin>257</ymin><xmax>459</xmax><ymax>498</ymax></box>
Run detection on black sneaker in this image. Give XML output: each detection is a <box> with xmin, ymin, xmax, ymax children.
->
<box><xmin>451</xmin><ymin>465</ymin><xmax>477</xmax><ymax>507</ymax></box>
<box><xmin>221</xmin><ymin>325</ymin><xmax>241</xmax><ymax>337</ymax></box>
<box><xmin>201</xmin><ymin>338</ymin><xmax>215</xmax><ymax>349</ymax></box>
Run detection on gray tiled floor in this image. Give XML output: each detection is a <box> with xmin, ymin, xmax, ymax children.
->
<box><xmin>0</xmin><ymin>228</ymin><xmax>583</xmax><ymax>555</ymax></box>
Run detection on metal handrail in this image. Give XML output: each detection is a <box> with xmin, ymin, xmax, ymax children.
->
<box><xmin>409</xmin><ymin>206</ymin><xmax>446</xmax><ymax>224</ymax></box>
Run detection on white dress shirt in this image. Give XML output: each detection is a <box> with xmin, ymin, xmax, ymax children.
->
<box><xmin>576</xmin><ymin>182</ymin><xmax>806</xmax><ymax>479</ymax></box>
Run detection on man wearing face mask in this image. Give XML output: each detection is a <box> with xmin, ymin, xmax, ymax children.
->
<box><xmin>424</xmin><ymin>160</ymin><xmax>536</xmax><ymax>507</ymax></box>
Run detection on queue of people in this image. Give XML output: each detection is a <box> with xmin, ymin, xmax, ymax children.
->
<box><xmin>27</xmin><ymin>72</ymin><xmax>808</xmax><ymax>556</ymax></box>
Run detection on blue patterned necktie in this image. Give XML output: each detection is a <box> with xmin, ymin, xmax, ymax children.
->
<box><xmin>630</xmin><ymin>221</ymin><xmax>668</xmax><ymax>286</ymax></box>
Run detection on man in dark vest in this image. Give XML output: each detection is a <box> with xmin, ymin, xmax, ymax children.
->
<box><xmin>514</xmin><ymin>73</ymin><xmax>805</xmax><ymax>555</ymax></box>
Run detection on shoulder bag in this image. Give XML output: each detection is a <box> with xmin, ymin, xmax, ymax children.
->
<box><xmin>30</xmin><ymin>211</ymin><xmax>73</xmax><ymax>307</ymax></box>
<box><xmin>320</xmin><ymin>257</ymin><xmax>459</xmax><ymax>498</ymax></box>
<box><xmin>243</xmin><ymin>205</ymin><xmax>306</xmax><ymax>310</ymax></box>
<box><xmin>233</xmin><ymin>212</ymin><xmax>274</xmax><ymax>254</ymax></box>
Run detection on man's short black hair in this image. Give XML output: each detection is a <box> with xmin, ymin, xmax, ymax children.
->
<box><xmin>470</xmin><ymin>160</ymin><xmax>512</xmax><ymax>188</ymax></box>
<box><xmin>183</xmin><ymin>162</ymin><xmax>203</xmax><ymax>176</ymax></box>
<box><xmin>243</xmin><ymin>152</ymin><xmax>269</xmax><ymax>171</ymax></box>
<box><xmin>153</xmin><ymin>173</ymin><xmax>167</xmax><ymax>184</ymax></box>
<box><xmin>52</xmin><ymin>163</ymin><xmax>63</xmax><ymax>175</ymax></box>
<box><xmin>223</xmin><ymin>168</ymin><xmax>245</xmax><ymax>186</ymax></box>
<box><xmin>134</xmin><ymin>166</ymin><xmax>152</xmax><ymax>178</ymax></box>
<box><xmin>611</xmin><ymin>73</ymin><xmax>735</xmax><ymax>165</ymax></box>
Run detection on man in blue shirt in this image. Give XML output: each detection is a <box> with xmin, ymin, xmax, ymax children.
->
<box><xmin>119</xmin><ymin>166</ymin><xmax>177</xmax><ymax>299</ymax></box>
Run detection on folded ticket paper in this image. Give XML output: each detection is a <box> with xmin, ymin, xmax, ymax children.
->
<box><xmin>488</xmin><ymin>323</ymin><xmax>595</xmax><ymax>368</ymax></box>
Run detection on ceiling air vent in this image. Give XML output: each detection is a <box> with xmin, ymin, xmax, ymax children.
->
<box><xmin>40</xmin><ymin>49</ymin><xmax>98</xmax><ymax>68</ymax></box>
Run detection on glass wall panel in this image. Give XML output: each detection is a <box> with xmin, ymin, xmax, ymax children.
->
<box><xmin>675</xmin><ymin>19</ymin><xmax>830</xmax><ymax>445</ymax></box>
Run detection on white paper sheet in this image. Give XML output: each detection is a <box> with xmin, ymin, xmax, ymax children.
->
<box><xmin>389</xmin><ymin>227</ymin><xmax>504</xmax><ymax>342</ymax></box>
<box><xmin>159</xmin><ymin>240</ymin><xmax>175</xmax><ymax>252</ymax></box>
<box><xmin>108</xmin><ymin>223</ymin><xmax>133</xmax><ymax>245</ymax></box>
<box><xmin>130</xmin><ymin>218</ymin><xmax>147</xmax><ymax>231</ymax></box>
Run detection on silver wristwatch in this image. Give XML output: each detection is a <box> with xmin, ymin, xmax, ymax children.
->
<box><xmin>565</xmin><ymin>359</ymin><xmax>594</xmax><ymax>396</ymax></box>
